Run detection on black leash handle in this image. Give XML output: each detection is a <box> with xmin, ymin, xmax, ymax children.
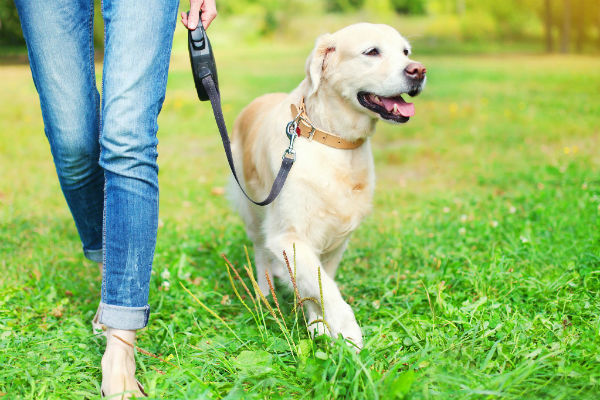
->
<box><xmin>188</xmin><ymin>11</ymin><xmax>218</xmax><ymax>101</ymax></box>
<box><xmin>188</xmin><ymin>13</ymin><xmax>295</xmax><ymax>206</ymax></box>
<box><xmin>201</xmin><ymin>75</ymin><xmax>295</xmax><ymax>206</ymax></box>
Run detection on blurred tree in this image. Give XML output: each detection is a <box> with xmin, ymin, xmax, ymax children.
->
<box><xmin>2</xmin><ymin>0</ymin><xmax>599</xmax><ymax>53</ymax></box>
<box><xmin>390</xmin><ymin>0</ymin><xmax>427</xmax><ymax>15</ymax></box>
<box><xmin>560</xmin><ymin>0</ymin><xmax>571</xmax><ymax>53</ymax></box>
<box><xmin>93</xmin><ymin>0</ymin><xmax>103</xmax><ymax>47</ymax></box>
<box><xmin>0</xmin><ymin>1</ymin><xmax>24</xmax><ymax>45</ymax></box>
<box><xmin>571</xmin><ymin>0</ymin><xmax>600</xmax><ymax>52</ymax></box>
<box><xmin>325</xmin><ymin>0</ymin><xmax>365</xmax><ymax>13</ymax></box>
<box><xmin>363</xmin><ymin>0</ymin><xmax>393</xmax><ymax>14</ymax></box>
<box><xmin>217</xmin><ymin>0</ymin><xmax>318</xmax><ymax>35</ymax></box>
<box><xmin>544</xmin><ymin>0</ymin><xmax>553</xmax><ymax>52</ymax></box>
<box><xmin>572</xmin><ymin>0</ymin><xmax>585</xmax><ymax>52</ymax></box>
<box><xmin>547</xmin><ymin>0</ymin><xmax>599</xmax><ymax>53</ymax></box>
<box><xmin>0</xmin><ymin>1</ymin><xmax>103</xmax><ymax>48</ymax></box>
<box><xmin>597</xmin><ymin>3</ymin><xmax>600</xmax><ymax>50</ymax></box>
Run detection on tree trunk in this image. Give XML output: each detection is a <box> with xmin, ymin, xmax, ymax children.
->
<box><xmin>560</xmin><ymin>0</ymin><xmax>571</xmax><ymax>53</ymax></box>
<box><xmin>574</xmin><ymin>10</ymin><xmax>584</xmax><ymax>52</ymax></box>
<box><xmin>597</xmin><ymin>2</ymin><xmax>600</xmax><ymax>51</ymax></box>
<box><xmin>544</xmin><ymin>0</ymin><xmax>554</xmax><ymax>52</ymax></box>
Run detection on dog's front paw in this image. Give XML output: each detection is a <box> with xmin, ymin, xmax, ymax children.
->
<box><xmin>327</xmin><ymin>302</ymin><xmax>363</xmax><ymax>350</ymax></box>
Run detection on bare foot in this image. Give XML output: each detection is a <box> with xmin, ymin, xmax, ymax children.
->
<box><xmin>101</xmin><ymin>329</ymin><xmax>146</xmax><ymax>398</ymax></box>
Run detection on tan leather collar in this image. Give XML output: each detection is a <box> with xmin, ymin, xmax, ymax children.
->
<box><xmin>290</xmin><ymin>98</ymin><xmax>365</xmax><ymax>150</ymax></box>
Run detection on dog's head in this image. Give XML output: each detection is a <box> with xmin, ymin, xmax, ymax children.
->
<box><xmin>305</xmin><ymin>23</ymin><xmax>426</xmax><ymax>124</ymax></box>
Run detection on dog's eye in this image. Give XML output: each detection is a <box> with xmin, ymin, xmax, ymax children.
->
<box><xmin>403</xmin><ymin>49</ymin><xmax>410</xmax><ymax>56</ymax></box>
<box><xmin>363</xmin><ymin>48</ymin><xmax>380</xmax><ymax>57</ymax></box>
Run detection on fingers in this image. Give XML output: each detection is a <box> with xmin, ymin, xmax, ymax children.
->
<box><xmin>180</xmin><ymin>0</ymin><xmax>218</xmax><ymax>30</ymax></box>
<box><xmin>180</xmin><ymin>11</ymin><xmax>189</xmax><ymax>27</ymax></box>
<box><xmin>188</xmin><ymin>0</ymin><xmax>201</xmax><ymax>30</ymax></box>
<box><xmin>200</xmin><ymin>0</ymin><xmax>217</xmax><ymax>30</ymax></box>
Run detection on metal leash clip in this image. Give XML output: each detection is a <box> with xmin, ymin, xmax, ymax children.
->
<box><xmin>284</xmin><ymin>120</ymin><xmax>298</xmax><ymax>160</ymax></box>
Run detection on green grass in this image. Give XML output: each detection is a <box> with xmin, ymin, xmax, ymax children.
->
<box><xmin>1</xmin><ymin>21</ymin><xmax>600</xmax><ymax>399</ymax></box>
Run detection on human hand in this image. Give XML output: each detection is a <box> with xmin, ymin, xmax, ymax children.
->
<box><xmin>181</xmin><ymin>0</ymin><xmax>217</xmax><ymax>30</ymax></box>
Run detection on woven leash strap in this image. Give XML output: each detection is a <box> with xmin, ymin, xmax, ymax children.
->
<box><xmin>201</xmin><ymin>75</ymin><xmax>295</xmax><ymax>206</ymax></box>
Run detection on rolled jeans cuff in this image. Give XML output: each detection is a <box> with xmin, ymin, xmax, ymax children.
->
<box><xmin>84</xmin><ymin>248</ymin><xmax>103</xmax><ymax>263</ymax></box>
<box><xmin>98</xmin><ymin>302</ymin><xmax>150</xmax><ymax>330</ymax></box>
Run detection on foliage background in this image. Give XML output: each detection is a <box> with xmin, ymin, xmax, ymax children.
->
<box><xmin>2</xmin><ymin>0</ymin><xmax>600</xmax><ymax>53</ymax></box>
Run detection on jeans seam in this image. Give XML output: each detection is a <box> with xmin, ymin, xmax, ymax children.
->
<box><xmin>93</xmin><ymin>0</ymin><xmax>102</xmax><ymax>142</ymax></box>
<box><xmin>148</xmin><ymin>6</ymin><xmax>177</xmax><ymax>277</ymax></box>
<box><xmin>100</xmin><ymin>0</ymin><xmax>107</xmax><ymax>305</ymax></box>
<box><xmin>101</xmin><ymin>176</ymin><xmax>107</xmax><ymax>303</ymax></box>
<box><xmin>87</xmin><ymin>0</ymin><xmax>94</xmax><ymax>94</ymax></box>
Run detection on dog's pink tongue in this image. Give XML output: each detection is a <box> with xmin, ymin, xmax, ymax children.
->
<box><xmin>381</xmin><ymin>96</ymin><xmax>415</xmax><ymax>117</ymax></box>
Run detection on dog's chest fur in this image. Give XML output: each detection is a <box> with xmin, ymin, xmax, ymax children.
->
<box><xmin>230</xmin><ymin>93</ymin><xmax>376</xmax><ymax>254</ymax></box>
<box><xmin>289</xmin><ymin>143</ymin><xmax>375</xmax><ymax>252</ymax></box>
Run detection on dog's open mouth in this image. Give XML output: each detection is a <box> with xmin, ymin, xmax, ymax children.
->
<box><xmin>357</xmin><ymin>92</ymin><xmax>415</xmax><ymax>123</ymax></box>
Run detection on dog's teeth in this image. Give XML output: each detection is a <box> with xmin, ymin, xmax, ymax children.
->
<box><xmin>393</xmin><ymin>104</ymin><xmax>399</xmax><ymax>114</ymax></box>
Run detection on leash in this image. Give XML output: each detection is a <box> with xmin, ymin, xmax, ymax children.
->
<box><xmin>188</xmin><ymin>12</ymin><xmax>296</xmax><ymax>206</ymax></box>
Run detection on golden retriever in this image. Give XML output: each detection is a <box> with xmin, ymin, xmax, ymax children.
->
<box><xmin>229</xmin><ymin>23</ymin><xmax>426</xmax><ymax>348</ymax></box>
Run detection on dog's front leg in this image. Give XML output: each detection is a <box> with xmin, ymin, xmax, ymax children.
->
<box><xmin>254</xmin><ymin>246</ymin><xmax>272</xmax><ymax>295</ymax></box>
<box><xmin>266</xmin><ymin>238</ymin><xmax>363</xmax><ymax>349</ymax></box>
<box><xmin>321</xmin><ymin>239</ymin><xmax>349</xmax><ymax>279</ymax></box>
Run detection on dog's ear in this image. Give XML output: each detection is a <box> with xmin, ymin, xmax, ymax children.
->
<box><xmin>305</xmin><ymin>34</ymin><xmax>336</xmax><ymax>98</ymax></box>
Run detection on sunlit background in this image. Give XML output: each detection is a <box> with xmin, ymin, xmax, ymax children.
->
<box><xmin>2</xmin><ymin>0</ymin><xmax>600</xmax><ymax>55</ymax></box>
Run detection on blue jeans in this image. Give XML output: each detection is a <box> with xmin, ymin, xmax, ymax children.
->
<box><xmin>16</xmin><ymin>0</ymin><xmax>179</xmax><ymax>330</ymax></box>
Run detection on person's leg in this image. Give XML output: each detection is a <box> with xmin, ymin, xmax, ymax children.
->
<box><xmin>97</xmin><ymin>0</ymin><xmax>179</xmax><ymax>396</ymax></box>
<box><xmin>15</xmin><ymin>0</ymin><xmax>104</xmax><ymax>263</ymax></box>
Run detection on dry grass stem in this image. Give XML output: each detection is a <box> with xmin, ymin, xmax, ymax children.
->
<box><xmin>244</xmin><ymin>265</ymin><xmax>297</xmax><ymax>358</ymax></box>
<box><xmin>222</xmin><ymin>254</ymin><xmax>255</xmax><ymax>302</ymax></box>
<box><xmin>293</xmin><ymin>297</ymin><xmax>321</xmax><ymax>311</ymax></box>
<box><xmin>283</xmin><ymin>250</ymin><xmax>301</xmax><ymax>303</ymax></box>
<box><xmin>179</xmin><ymin>282</ymin><xmax>246</xmax><ymax>346</ymax></box>
<box><xmin>224</xmin><ymin>260</ymin><xmax>255</xmax><ymax>317</ymax></box>
<box><xmin>307</xmin><ymin>318</ymin><xmax>332</xmax><ymax>334</ymax></box>
<box><xmin>283</xmin><ymin>248</ymin><xmax>311</xmax><ymax>339</ymax></box>
<box><xmin>112</xmin><ymin>334</ymin><xmax>179</xmax><ymax>368</ymax></box>
<box><xmin>265</xmin><ymin>271</ymin><xmax>289</xmax><ymax>332</ymax></box>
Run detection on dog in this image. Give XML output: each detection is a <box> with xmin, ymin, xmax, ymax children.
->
<box><xmin>229</xmin><ymin>23</ymin><xmax>426</xmax><ymax>348</ymax></box>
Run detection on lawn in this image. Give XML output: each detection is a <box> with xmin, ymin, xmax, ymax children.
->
<box><xmin>1</xmin><ymin>21</ymin><xmax>599</xmax><ymax>399</ymax></box>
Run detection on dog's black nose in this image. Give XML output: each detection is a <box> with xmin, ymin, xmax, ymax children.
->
<box><xmin>404</xmin><ymin>62</ymin><xmax>426</xmax><ymax>80</ymax></box>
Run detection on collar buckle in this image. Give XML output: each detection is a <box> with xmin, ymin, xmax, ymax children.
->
<box><xmin>297</xmin><ymin>116</ymin><xmax>316</xmax><ymax>142</ymax></box>
<box><xmin>307</xmin><ymin>126</ymin><xmax>316</xmax><ymax>141</ymax></box>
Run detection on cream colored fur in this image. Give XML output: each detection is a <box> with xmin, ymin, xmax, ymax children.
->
<box><xmin>229</xmin><ymin>23</ymin><xmax>425</xmax><ymax>348</ymax></box>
